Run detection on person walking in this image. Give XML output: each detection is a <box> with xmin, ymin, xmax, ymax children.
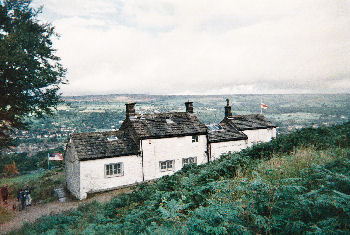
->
<box><xmin>24</xmin><ymin>185</ymin><xmax>32</xmax><ymax>206</ymax></box>
<box><xmin>1</xmin><ymin>185</ymin><xmax>9</xmax><ymax>205</ymax></box>
<box><xmin>17</xmin><ymin>189</ymin><xmax>25</xmax><ymax>211</ymax></box>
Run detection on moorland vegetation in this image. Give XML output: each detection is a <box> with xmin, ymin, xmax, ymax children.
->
<box><xmin>12</xmin><ymin>122</ymin><xmax>350</xmax><ymax>234</ymax></box>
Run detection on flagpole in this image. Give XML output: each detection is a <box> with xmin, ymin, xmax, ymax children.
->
<box><xmin>260</xmin><ymin>97</ymin><xmax>262</xmax><ymax>114</ymax></box>
<box><xmin>48</xmin><ymin>153</ymin><xmax>50</xmax><ymax>170</ymax></box>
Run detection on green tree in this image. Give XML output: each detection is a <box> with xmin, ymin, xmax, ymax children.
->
<box><xmin>0</xmin><ymin>0</ymin><xmax>66</xmax><ymax>148</ymax></box>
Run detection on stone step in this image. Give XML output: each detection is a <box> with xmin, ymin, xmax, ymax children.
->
<box><xmin>54</xmin><ymin>187</ymin><xmax>67</xmax><ymax>202</ymax></box>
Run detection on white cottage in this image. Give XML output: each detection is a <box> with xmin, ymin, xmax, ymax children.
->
<box><xmin>65</xmin><ymin>100</ymin><xmax>277</xmax><ymax>200</ymax></box>
<box><xmin>207</xmin><ymin>99</ymin><xmax>277</xmax><ymax>160</ymax></box>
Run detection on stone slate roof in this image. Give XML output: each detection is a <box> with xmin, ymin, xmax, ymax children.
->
<box><xmin>225</xmin><ymin>114</ymin><xmax>276</xmax><ymax>131</ymax></box>
<box><xmin>207</xmin><ymin>121</ymin><xmax>247</xmax><ymax>143</ymax></box>
<box><xmin>121</xmin><ymin>112</ymin><xmax>208</xmax><ymax>140</ymax></box>
<box><xmin>70</xmin><ymin>130</ymin><xmax>139</xmax><ymax>161</ymax></box>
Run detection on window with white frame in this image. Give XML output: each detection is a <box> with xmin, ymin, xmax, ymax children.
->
<box><xmin>105</xmin><ymin>163</ymin><xmax>123</xmax><ymax>177</ymax></box>
<box><xmin>182</xmin><ymin>157</ymin><xmax>197</xmax><ymax>166</ymax></box>
<box><xmin>192</xmin><ymin>135</ymin><xmax>199</xmax><ymax>143</ymax></box>
<box><xmin>159</xmin><ymin>160</ymin><xmax>174</xmax><ymax>172</ymax></box>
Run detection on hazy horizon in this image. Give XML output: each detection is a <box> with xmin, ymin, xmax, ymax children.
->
<box><xmin>62</xmin><ymin>92</ymin><xmax>350</xmax><ymax>98</ymax></box>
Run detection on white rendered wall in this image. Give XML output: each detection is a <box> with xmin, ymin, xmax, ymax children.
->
<box><xmin>210</xmin><ymin>139</ymin><xmax>247</xmax><ymax>161</ymax></box>
<box><xmin>243</xmin><ymin>128</ymin><xmax>276</xmax><ymax>147</ymax></box>
<box><xmin>65</xmin><ymin>144</ymin><xmax>80</xmax><ymax>199</ymax></box>
<box><xmin>141</xmin><ymin>135</ymin><xmax>208</xmax><ymax>181</ymax></box>
<box><xmin>79</xmin><ymin>155</ymin><xmax>142</xmax><ymax>200</ymax></box>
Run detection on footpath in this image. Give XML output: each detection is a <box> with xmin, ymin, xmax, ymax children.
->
<box><xmin>0</xmin><ymin>187</ymin><xmax>132</xmax><ymax>234</ymax></box>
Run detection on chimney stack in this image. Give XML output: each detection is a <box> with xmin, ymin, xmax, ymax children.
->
<box><xmin>185</xmin><ymin>101</ymin><xmax>194</xmax><ymax>113</ymax></box>
<box><xmin>225</xmin><ymin>98</ymin><xmax>232</xmax><ymax>118</ymax></box>
<box><xmin>125</xmin><ymin>102</ymin><xmax>136</xmax><ymax>118</ymax></box>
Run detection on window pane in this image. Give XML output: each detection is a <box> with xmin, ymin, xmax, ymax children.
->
<box><xmin>114</xmin><ymin>164</ymin><xmax>119</xmax><ymax>175</ymax></box>
<box><xmin>106</xmin><ymin>165</ymin><xmax>111</xmax><ymax>175</ymax></box>
<box><xmin>117</xmin><ymin>164</ymin><xmax>122</xmax><ymax>174</ymax></box>
<box><xmin>160</xmin><ymin>162</ymin><xmax>167</xmax><ymax>169</ymax></box>
<box><xmin>167</xmin><ymin>160</ymin><xmax>173</xmax><ymax>169</ymax></box>
<box><xmin>183</xmin><ymin>158</ymin><xmax>188</xmax><ymax>165</ymax></box>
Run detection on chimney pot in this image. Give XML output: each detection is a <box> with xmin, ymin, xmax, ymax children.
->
<box><xmin>125</xmin><ymin>102</ymin><xmax>136</xmax><ymax>118</ymax></box>
<box><xmin>225</xmin><ymin>99</ymin><xmax>232</xmax><ymax>118</ymax></box>
<box><xmin>185</xmin><ymin>101</ymin><xmax>194</xmax><ymax>113</ymax></box>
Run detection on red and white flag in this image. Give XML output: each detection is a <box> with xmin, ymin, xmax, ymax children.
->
<box><xmin>261</xmin><ymin>103</ymin><xmax>269</xmax><ymax>109</ymax></box>
<box><xmin>49</xmin><ymin>153</ymin><xmax>63</xmax><ymax>161</ymax></box>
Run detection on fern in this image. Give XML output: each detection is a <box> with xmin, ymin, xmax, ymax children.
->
<box><xmin>12</xmin><ymin>122</ymin><xmax>350</xmax><ymax>235</ymax></box>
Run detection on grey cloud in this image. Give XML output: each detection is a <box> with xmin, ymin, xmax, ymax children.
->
<box><xmin>33</xmin><ymin>0</ymin><xmax>350</xmax><ymax>95</ymax></box>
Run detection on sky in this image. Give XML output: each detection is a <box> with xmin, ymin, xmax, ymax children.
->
<box><xmin>32</xmin><ymin>0</ymin><xmax>350</xmax><ymax>95</ymax></box>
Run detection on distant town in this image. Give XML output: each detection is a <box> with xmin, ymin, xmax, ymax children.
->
<box><xmin>3</xmin><ymin>94</ymin><xmax>349</xmax><ymax>157</ymax></box>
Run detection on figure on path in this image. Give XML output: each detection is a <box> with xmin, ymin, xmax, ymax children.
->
<box><xmin>17</xmin><ymin>189</ymin><xmax>25</xmax><ymax>211</ymax></box>
<box><xmin>24</xmin><ymin>185</ymin><xmax>32</xmax><ymax>206</ymax></box>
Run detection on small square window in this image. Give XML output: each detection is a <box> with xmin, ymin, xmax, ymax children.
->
<box><xmin>159</xmin><ymin>160</ymin><xmax>174</xmax><ymax>172</ymax></box>
<box><xmin>182</xmin><ymin>157</ymin><xmax>197</xmax><ymax>167</ymax></box>
<box><xmin>192</xmin><ymin>135</ymin><xmax>199</xmax><ymax>143</ymax></box>
<box><xmin>105</xmin><ymin>163</ymin><xmax>123</xmax><ymax>177</ymax></box>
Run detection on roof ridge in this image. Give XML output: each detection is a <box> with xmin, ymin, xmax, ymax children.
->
<box><xmin>141</xmin><ymin>111</ymin><xmax>188</xmax><ymax>116</ymax></box>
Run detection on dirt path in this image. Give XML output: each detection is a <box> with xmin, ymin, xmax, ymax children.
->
<box><xmin>0</xmin><ymin>187</ymin><xmax>132</xmax><ymax>234</ymax></box>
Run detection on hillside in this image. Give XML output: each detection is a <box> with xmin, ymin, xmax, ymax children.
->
<box><xmin>13</xmin><ymin>122</ymin><xmax>350</xmax><ymax>234</ymax></box>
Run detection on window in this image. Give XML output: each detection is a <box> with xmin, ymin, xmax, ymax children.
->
<box><xmin>207</xmin><ymin>124</ymin><xmax>223</xmax><ymax>132</ymax></box>
<box><xmin>166</xmin><ymin>118</ymin><xmax>174</xmax><ymax>124</ymax></box>
<box><xmin>182</xmin><ymin>157</ymin><xmax>197</xmax><ymax>166</ymax></box>
<box><xmin>192</xmin><ymin>135</ymin><xmax>199</xmax><ymax>143</ymax></box>
<box><xmin>159</xmin><ymin>160</ymin><xmax>174</xmax><ymax>172</ymax></box>
<box><xmin>105</xmin><ymin>163</ymin><xmax>123</xmax><ymax>177</ymax></box>
<box><xmin>107</xmin><ymin>136</ymin><xmax>118</xmax><ymax>141</ymax></box>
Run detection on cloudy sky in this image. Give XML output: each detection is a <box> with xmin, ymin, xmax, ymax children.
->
<box><xmin>32</xmin><ymin>0</ymin><xmax>350</xmax><ymax>95</ymax></box>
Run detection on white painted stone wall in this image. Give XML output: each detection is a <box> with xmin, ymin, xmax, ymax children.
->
<box><xmin>141</xmin><ymin>135</ymin><xmax>208</xmax><ymax>181</ymax></box>
<box><xmin>66</xmin><ymin>128</ymin><xmax>278</xmax><ymax>200</ymax></box>
<box><xmin>243</xmin><ymin>128</ymin><xmax>277</xmax><ymax>147</ymax></box>
<box><xmin>210</xmin><ymin>139</ymin><xmax>247</xmax><ymax>161</ymax></box>
<box><xmin>65</xmin><ymin>144</ymin><xmax>80</xmax><ymax>199</ymax></box>
<box><xmin>79</xmin><ymin>155</ymin><xmax>143</xmax><ymax>200</ymax></box>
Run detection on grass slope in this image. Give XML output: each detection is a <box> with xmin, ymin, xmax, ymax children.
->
<box><xmin>0</xmin><ymin>169</ymin><xmax>64</xmax><ymax>225</ymax></box>
<box><xmin>14</xmin><ymin>123</ymin><xmax>350</xmax><ymax>234</ymax></box>
<box><xmin>0</xmin><ymin>168</ymin><xmax>64</xmax><ymax>205</ymax></box>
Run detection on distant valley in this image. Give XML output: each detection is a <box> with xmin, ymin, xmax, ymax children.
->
<box><xmin>5</xmin><ymin>94</ymin><xmax>350</xmax><ymax>156</ymax></box>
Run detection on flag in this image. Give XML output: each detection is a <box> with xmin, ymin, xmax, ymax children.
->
<box><xmin>49</xmin><ymin>153</ymin><xmax>63</xmax><ymax>161</ymax></box>
<box><xmin>261</xmin><ymin>103</ymin><xmax>269</xmax><ymax>109</ymax></box>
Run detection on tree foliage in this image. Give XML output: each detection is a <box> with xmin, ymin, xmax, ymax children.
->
<box><xmin>0</xmin><ymin>0</ymin><xmax>66</xmax><ymax>148</ymax></box>
<box><xmin>4</xmin><ymin>160</ymin><xmax>18</xmax><ymax>176</ymax></box>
